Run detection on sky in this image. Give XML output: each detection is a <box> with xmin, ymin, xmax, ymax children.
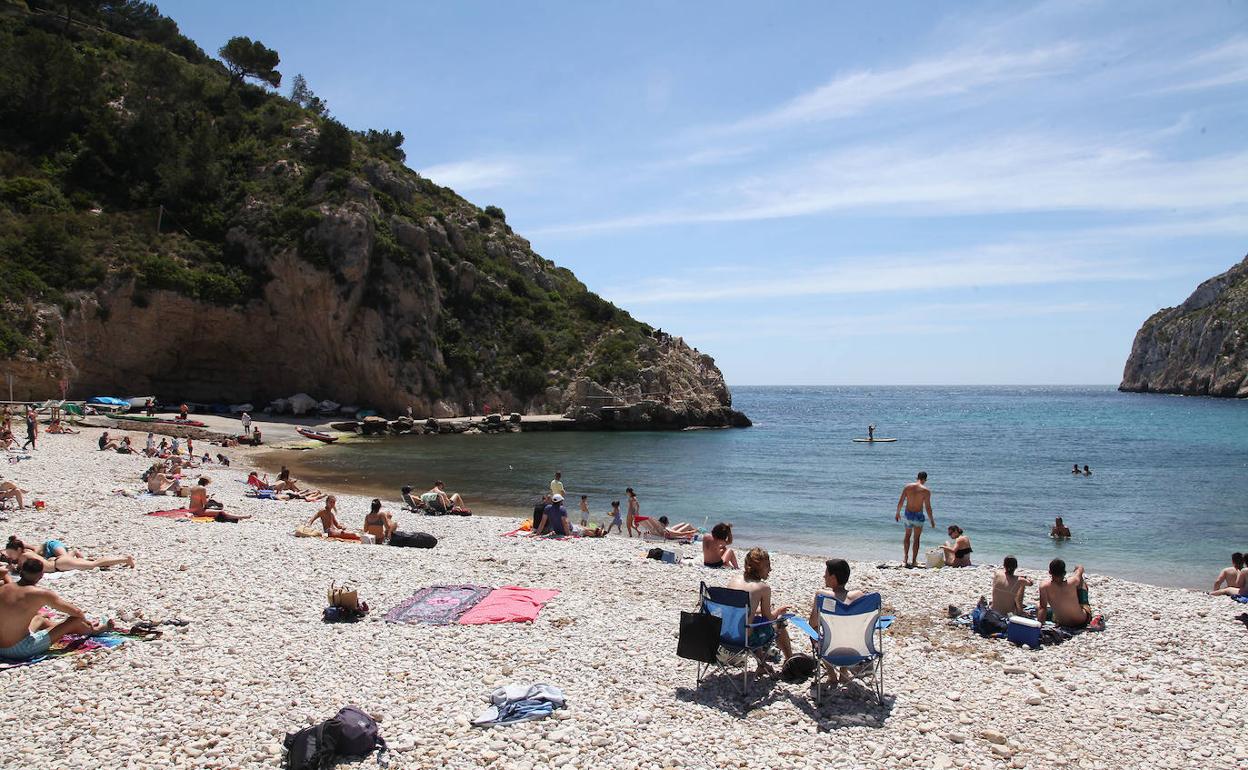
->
<box><xmin>161</xmin><ymin>0</ymin><xmax>1248</xmax><ymax>385</ymax></box>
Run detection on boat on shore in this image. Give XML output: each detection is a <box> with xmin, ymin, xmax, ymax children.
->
<box><xmin>297</xmin><ymin>427</ymin><xmax>338</xmax><ymax>443</ymax></box>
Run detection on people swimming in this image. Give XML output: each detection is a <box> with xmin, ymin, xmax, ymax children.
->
<box><xmin>939</xmin><ymin>525</ymin><xmax>973</xmax><ymax>567</ymax></box>
<box><xmin>1050</xmin><ymin>517</ymin><xmax>1072</xmax><ymax>539</ymax></box>
<box><xmin>1071</xmin><ymin>464</ymin><xmax>1080</xmax><ymax>475</ymax></box>
<box><xmin>1083</xmin><ymin>465</ymin><xmax>1092</xmax><ymax>476</ymax></box>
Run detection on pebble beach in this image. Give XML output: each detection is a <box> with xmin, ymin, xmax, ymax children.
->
<box><xmin>2</xmin><ymin>427</ymin><xmax>1246</xmax><ymax>770</ymax></box>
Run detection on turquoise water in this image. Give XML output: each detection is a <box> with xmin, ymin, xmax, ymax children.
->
<box><xmin>282</xmin><ymin>386</ymin><xmax>1248</xmax><ymax>589</ymax></box>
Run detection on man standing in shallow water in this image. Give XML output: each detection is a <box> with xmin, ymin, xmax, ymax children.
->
<box><xmin>895</xmin><ymin>471</ymin><xmax>935</xmax><ymax>568</ymax></box>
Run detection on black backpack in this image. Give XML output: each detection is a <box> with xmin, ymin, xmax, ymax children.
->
<box><xmin>284</xmin><ymin>706</ymin><xmax>386</xmax><ymax>769</ymax></box>
<box><xmin>389</xmin><ymin>531</ymin><xmax>437</xmax><ymax>548</ymax></box>
<box><xmin>975</xmin><ymin>608</ymin><xmax>1009</xmax><ymax>637</ymax></box>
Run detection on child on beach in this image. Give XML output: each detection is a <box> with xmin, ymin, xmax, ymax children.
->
<box><xmin>579</xmin><ymin>495</ymin><xmax>589</xmax><ymax>527</ymax></box>
<box><xmin>604</xmin><ymin>501</ymin><xmax>622</xmax><ymax>534</ymax></box>
<box><xmin>626</xmin><ymin>488</ymin><xmax>640</xmax><ymax>537</ymax></box>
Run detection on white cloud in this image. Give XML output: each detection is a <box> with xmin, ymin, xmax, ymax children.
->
<box><xmin>1157</xmin><ymin>37</ymin><xmax>1248</xmax><ymax>93</ymax></box>
<box><xmin>532</xmin><ymin>133</ymin><xmax>1248</xmax><ymax>236</ymax></box>
<box><xmin>418</xmin><ymin>158</ymin><xmax>526</xmax><ymax>191</ymax></box>
<box><xmin>726</xmin><ymin>44</ymin><xmax>1082</xmax><ymax>133</ymax></box>
<box><xmin>608</xmin><ymin>242</ymin><xmax>1151</xmax><ymax>305</ymax></box>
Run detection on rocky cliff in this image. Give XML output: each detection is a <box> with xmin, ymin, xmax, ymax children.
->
<box><xmin>0</xmin><ymin>5</ymin><xmax>748</xmax><ymax>427</ymax></box>
<box><xmin>1120</xmin><ymin>254</ymin><xmax>1248</xmax><ymax>398</ymax></box>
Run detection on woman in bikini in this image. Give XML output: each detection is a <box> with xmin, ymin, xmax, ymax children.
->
<box><xmin>940</xmin><ymin>525</ymin><xmax>973</xmax><ymax>567</ymax></box>
<box><xmin>363</xmin><ymin>498</ymin><xmax>397</xmax><ymax>543</ymax></box>
<box><xmin>189</xmin><ymin>478</ymin><xmax>249</xmax><ymax>522</ymax></box>
<box><xmin>4</xmin><ymin>536</ymin><xmax>134</xmax><ymax>573</ymax></box>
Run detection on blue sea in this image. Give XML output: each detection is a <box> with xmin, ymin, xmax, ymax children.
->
<box><xmin>280</xmin><ymin>386</ymin><xmax>1248</xmax><ymax>589</ymax></box>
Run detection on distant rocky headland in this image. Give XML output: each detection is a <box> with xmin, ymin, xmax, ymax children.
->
<box><xmin>0</xmin><ymin>3</ymin><xmax>747</xmax><ymax>430</ymax></box>
<box><xmin>1120</xmin><ymin>253</ymin><xmax>1248</xmax><ymax>398</ymax></box>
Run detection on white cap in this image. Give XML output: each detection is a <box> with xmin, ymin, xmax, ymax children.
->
<box><xmin>551</xmin><ymin>494</ymin><xmax>564</xmax><ymax>503</ymax></box>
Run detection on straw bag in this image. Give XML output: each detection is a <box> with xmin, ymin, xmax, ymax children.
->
<box><xmin>328</xmin><ymin>582</ymin><xmax>358</xmax><ymax>610</ymax></box>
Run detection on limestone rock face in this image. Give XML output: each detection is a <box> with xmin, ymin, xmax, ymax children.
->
<box><xmin>1120</xmin><ymin>254</ymin><xmax>1248</xmax><ymax>398</ymax></box>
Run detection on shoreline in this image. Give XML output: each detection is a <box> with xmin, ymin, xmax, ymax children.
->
<box><xmin>0</xmin><ymin>425</ymin><xmax>1245</xmax><ymax>768</ymax></box>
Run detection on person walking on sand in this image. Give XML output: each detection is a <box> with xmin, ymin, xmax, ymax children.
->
<box><xmin>895</xmin><ymin>471</ymin><xmax>934</xmax><ymax>568</ymax></box>
<box><xmin>604</xmin><ymin>500</ymin><xmax>623</xmax><ymax>535</ymax></box>
<box><xmin>21</xmin><ymin>407</ymin><xmax>37</xmax><ymax>451</ymax></box>
<box><xmin>240</xmin><ymin>411</ymin><xmax>252</xmax><ymax>436</ymax></box>
<box><xmin>550</xmin><ymin>471</ymin><xmax>565</xmax><ymax>498</ymax></box>
<box><xmin>626</xmin><ymin>487</ymin><xmax>641</xmax><ymax>538</ymax></box>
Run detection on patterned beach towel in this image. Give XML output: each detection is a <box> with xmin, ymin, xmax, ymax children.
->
<box><xmin>384</xmin><ymin>585</ymin><xmax>493</xmax><ymax>625</ymax></box>
<box><xmin>0</xmin><ymin>626</ymin><xmax>158</xmax><ymax>671</ymax></box>
<box><xmin>458</xmin><ymin>587</ymin><xmax>560</xmax><ymax>625</ymax></box>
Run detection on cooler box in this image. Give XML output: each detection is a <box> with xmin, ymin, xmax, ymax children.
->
<box><xmin>1006</xmin><ymin>615</ymin><xmax>1041</xmax><ymax>649</ymax></box>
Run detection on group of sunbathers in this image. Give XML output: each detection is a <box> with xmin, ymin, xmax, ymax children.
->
<box><xmin>528</xmin><ymin>474</ymin><xmax>699</xmax><ymax>540</ymax></box>
<box><xmin>248</xmin><ymin>467</ymin><xmax>325</xmax><ymax>502</ymax></box>
<box><xmin>990</xmin><ymin>555</ymin><xmax>1101</xmax><ymax>628</ymax></box>
<box><xmin>304</xmin><ymin>495</ymin><xmax>407</xmax><ymax>544</ymax></box>
<box><xmin>1212</xmin><ymin>552</ymin><xmax>1248</xmax><ymax>598</ymax></box>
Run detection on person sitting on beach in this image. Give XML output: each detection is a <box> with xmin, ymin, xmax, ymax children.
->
<box><xmin>0</xmin><ymin>482</ymin><xmax>26</xmax><ymax>510</ymax></box>
<box><xmin>1212</xmin><ymin>553</ymin><xmax>1247</xmax><ymax>597</ymax></box>
<box><xmin>1037</xmin><ymin>559</ymin><xmax>1092</xmax><ymax>628</ymax></box>
<box><xmin>189</xmin><ymin>478</ymin><xmax>248</xmax><ymax>523</ymax></box>
<box><xmin>808</xmin><ymin>558</ymin><xmax>865</xmax><ymax>683</ymax></box>
<box><xmin>939</xmin><ymin>525</ymin><xmax>973</xmax><ymax>567</ymax></box>
<box><xmin>272</xmin><ymin>467</ymin><xmax>302</xmax><ymax>493</ymax></box>
<box><xmin>991</xmin><ymin>556</ymin><xmax>1033</xmax><ymax>616</ymax></box>
<box><xmin>308</xmin><ymin>495</ymin><xmax>355</xmax><ymax>538</ymax></box>
<box><xmin>98</xmin><ymin>431</ymin><xmax>119</xmax><ymax>451</ymax></box>
<box><xmin>143</xmin><ymin>433</ymin><xmax>157</xmax><ymax>456</ymax></box>
<box><xmin>170</xmin><ymin>437</ymin><xmax>181</xmax><ymax>456</ymax></box>
<box><xmin>536</xmin><ymin>494</ymin><xmax>571</xmax><ymax>536</ymax></box>
<box><xmin>246</xmin><ymin>471</ymin><xmax>273</xmax><ymax>491</ymax></box>
<box><xmin>727</xmin><ymin>548</ymin><xmax>793</xmax><ymax>668</ymax></box>
<box><xmin>156</xmin><ymin>437</ymin><xmax>169</xmax><ymax>457</ymax></box>
<box><xmin>0</xmin><ymin>426</ymin><xmax>15</xmax><ymax>450</ymax></box>
<box><xmin>116</xmin><ymin>436</ymin><xmax>134</xmax><ymax>455</ymax></box>
<box><xmin>420</xmin><ymin>481</ymin><xmax>465</xmax><ymax>513</ymax></box>
<box><xmin>216</xmin><ymin>454</ymin><xmax>230</xmax><ymax>467</ymax></box>
<box><xmin>604</xmin><ymin>500</ymin><xmax>623</xmax><ymax>535</ymax></box>
<box><xmin>46</xmin><ymin>417</ymin><xmax>78</xmax><ymax>435</ymax></box>
<box><xmin>1082</xmin><ymin>465</ymin><xmax>1092</xmax><ymax>476</ymax></box>
<box><xmin>364</xmin><ymin>498</ymin><xmax>397</xmax><ymax>543</ymax></box>
<box><xmin>1050</xmin><ymin>517</ymin><xmax>1072</xmax><ymax>539</ymax></box>
<box><xmin>145</xmin><ymin>463</ymin><xmax>181</xmax><ymax>496</ymax></box>
<box><xmin>530</xmin><ymin>494</ymin><xmax>551</xmax><ymax>531</ymax></box>
<box><xmin>703</xmin><ymin>522</ymin><xmax>739</xmax><ymax>569</ymax></box>
<box><xmin>4</xmin><ymin>536</ymin><xmax>134</xmax><ymax>573</ymax></box>
<box><xmin>0</xmin><ymin>559</ymin><xmax>113</xmax><ymax>663</ymax></box>
<box><xmin>641</xmin><ymin>516</ymin><xmax>696</xmax><ymax>540</ymax></box>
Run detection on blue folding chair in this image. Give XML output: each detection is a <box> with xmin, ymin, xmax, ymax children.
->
<box><xmin>695</xmin><ymin>581</ymin><xmax>781</xmax><ymax>694</ymax></box>
<box><xmin>789</xmin><ymin>592</ymin><xmax>888</xmax><ymax>704</ymax></box>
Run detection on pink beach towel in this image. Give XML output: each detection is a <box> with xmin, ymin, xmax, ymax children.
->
<box><xmin>457</xmin><ymin>586</ymin><xmax>560</xmax><ymax>625</ymax></box>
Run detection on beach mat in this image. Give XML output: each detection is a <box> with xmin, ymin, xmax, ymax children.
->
<box><xmin>458</xmin><ymin>586</ymin><xmax>560</xmax><ymax>625</ymax></box>
<box><xmin>384</xmin><ymin>585</ymin><xmax>492</xmax><ymax>625</ymax></box>
<box><xmin>0</xmin><ymin>626</ymin><xmax>159</xmax><ymax>672</ymax></box>
<box><xmin>147</xmin><ymin>508</ymin><xmax>193</xmax><ymax>518</ymax></box>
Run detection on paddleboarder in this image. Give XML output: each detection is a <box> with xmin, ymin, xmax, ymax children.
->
<box><xmin>868</xmin><ymin>424</ymin><xmax>875</xmax><ymax>441</ymax></box>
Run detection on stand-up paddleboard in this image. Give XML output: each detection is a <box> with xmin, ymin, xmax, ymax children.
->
<box><xmin>852</xmin><ymin>438</ymin><xmax>897</xmax><ymax>443</ymax></box>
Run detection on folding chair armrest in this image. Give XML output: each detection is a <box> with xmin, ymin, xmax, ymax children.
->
<box><xmin>745</xmin><ymin>617</ymin><xmax>779</xmax><ymax>629</ymax></box>
<box><xmin>783</xmin><ymin>614</ymin><xmax>819</xmax><ymax>640</ymax></box>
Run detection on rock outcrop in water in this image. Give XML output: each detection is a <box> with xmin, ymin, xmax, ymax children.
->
<box><xmin>1120</xmin><ymin>253</ymin><xmax>1248</xmax><ymax>398</ymax></box>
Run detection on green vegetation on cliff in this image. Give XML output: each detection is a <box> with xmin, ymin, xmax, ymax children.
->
<box><xmin>0</xmin><ymin>0</ymin><xmax>656</xmax><ymax>400</ymax></box>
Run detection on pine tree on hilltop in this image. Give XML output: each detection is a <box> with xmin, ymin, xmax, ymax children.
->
<box><xmin>219</xmin><ymin>35</ymin><xmax>281</xmax><ymax>88</ymax></box>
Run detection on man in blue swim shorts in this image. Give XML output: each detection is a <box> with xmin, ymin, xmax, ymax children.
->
<box><xmin>0</xmin><ymin>560</ymin><xmax>111</xmax><ymax>663</ymax></box>
<box><xmin>895</xmin><ymin>471</ymin><xmax>936</xmax><ymax>568</ymax></box>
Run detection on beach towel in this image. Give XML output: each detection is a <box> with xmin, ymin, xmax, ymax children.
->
<box><xmin>384</xmin><ymin>585</ymin><xmax>492</xmax><ymax>625</ymax></box>
<box><xmin>1232</xmin><ymin>595</ymin><xmax>1248</xmax><ymax>604</ymax></box>
<box><xmin>0</xmin><ymin>626</ymin><xmax>159</xmax><ymax>671</ymax></box>
<box><xmin>471</xmin><ymin>683</ymin><xmax>566</xmax><ymax>727</ymax></box>
<box><xmin>458</xmin><ymin>587</ymin><xmax>560</xmax><ymax>625</ymax></box>
<box><xmin>147</xmin><ymin>508</ymin><xmax>194</xmax><ymax>519</ymax></box>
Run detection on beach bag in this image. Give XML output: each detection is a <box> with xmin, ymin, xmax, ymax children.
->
<box><xmin>975</xmin><ymin>608</ymin><xmax>1009</xmax><ymax>638</ymax></box>
<box><xmin>389</xmin><ymin>531</ymin><xmax>437</xmax><ymax>548</ymax></box>
<box><xmin>325</xmin><ymin>706</ymin><xmax>387</xmax><ymax>761</ymax></box>
<box><xmin>328</xmin><ymin>582</ymin><xmax>359</xmax><ymax>610</ymax></box>
<box><xmin>677</xmin><ymin>611</ymin><xmax>722</xmax><ymax>663</ymax></box>
<box><xmin>646</xmin><ymin>548</ymin><xmax>665</xmax><ymax>560</ymax></box>
<box><xmin>283</xmin><ymin>722</ymin><xmax>336</xmax><ymax>770</ymax></box>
